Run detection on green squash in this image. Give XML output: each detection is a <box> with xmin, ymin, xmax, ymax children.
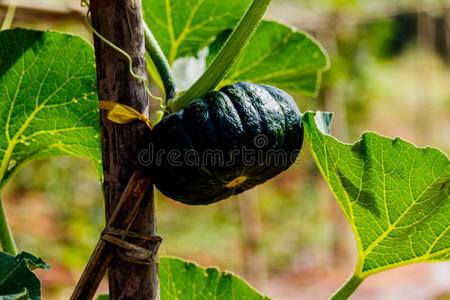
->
<box><xmin>140</xmin><ymin>82</ymin><xmax>303</xmax><ymax>205</ymax></box>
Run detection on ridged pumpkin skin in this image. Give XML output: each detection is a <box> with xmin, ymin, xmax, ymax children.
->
<box><xmin>141</xmin><ymin>82</ymin><xmax>303</xmax><ymax>205</ymax></box>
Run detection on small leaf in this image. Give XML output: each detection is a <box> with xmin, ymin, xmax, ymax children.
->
<box><xmin>304</xmin><ymin>111</ymin><xmax>450</xmax><ymax>279</ymax></box>
<box><xmin>0</xmin><ymin>251</ymin><xmax>49</xmax><ymax>300</ymax></box>
<box><xmin>96</xmin><ymin>295</ymin><xmax>109</xmax><ymax>300</ymax></box>
<box><xmin>19</xmin><ymin>252</ymin><xmax>49</xmax><ymax>271</ymax></box>
<box><xmin>0</xmin><ymin>29</ymin><xmax>101</xmax><ymax>187</ymax></box>
<box><xmin>143</xmin><ymin>0</ymin><xmax>252</xmax><ymax>64</ymax></box>
<box><xmin>207</xmin><ymin>21</ymin><xmax>330</xmax><ymax>95</ymax></box>
<box><xmin>159</xmin><ymin>257</ymin><xmax>271</xmax><ymax>300</ymax></box>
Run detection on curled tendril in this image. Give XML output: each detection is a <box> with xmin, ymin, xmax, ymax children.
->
<box><xmin>80</xmin><ymin>0</ymin><xmax>165</xmax><ymax>117</ymax></box>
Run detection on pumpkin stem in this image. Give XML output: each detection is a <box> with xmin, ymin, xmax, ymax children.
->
<box><xmin>144</xmin><ymin>22</ymin><xmax>177</xmax><ymax>101</ymax></box>
<box><xmin>167</xmin><ymin>0</ymin><xmax>272</xmax><ymax>113</ymax></box>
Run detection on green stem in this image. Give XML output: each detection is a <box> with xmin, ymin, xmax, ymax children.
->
<box><xmin>1</xmin><ymin>0</ymin><xmax>17</xmax><ymax>30</ymax></box>
<box><xmin>167</xmin><ymin>0</ymin><xmax>271</xmax><ymax>113</ymax></box>
<box><xmin>0</xmin><ymin>195</ymin><xmax>17</xmax><ymax>255</ymax></box>
<box><xmin>143</xmin><ymin>22</ymin><xmax>177</xmax><ymax>100</ymax></box>
<box><xmin>330</xmin><ymin>275</ymin><xmax>364</xmax><ymax>300</ymax></box>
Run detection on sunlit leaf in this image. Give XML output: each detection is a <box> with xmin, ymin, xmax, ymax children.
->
<box><xmin>207</xmin><ymin>21</ymin><xmax>330</xmax><ymax>95</ymax></box>
<box><xmin>304</xmin><ymin>111</ymin><xmax>450</xmax><ymax>280</ymax></box>
<box><xmin>143</xmin><ymin>0</ymin><xmax>252</xmax><ymax>64</ymax></box>
<box><xmin>159</xmin><ymin>257</ymin><xmax>270</xmax><ymax>300</ymax></box>
<box><xmin>0</xmin><ymin>29</ymin><xmax>101</xmax><ymax>187</ymax></box>
<box><xmin>0</xmin><ymin>251</ymin><xmax>49</xmax><ymax>300</ymax></box>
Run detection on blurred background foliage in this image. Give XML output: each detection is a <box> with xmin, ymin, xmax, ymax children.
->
<box><xmin>1</xmin><ymin>0</ymin><xmax>449</xmax><ymax>299</ymax></box>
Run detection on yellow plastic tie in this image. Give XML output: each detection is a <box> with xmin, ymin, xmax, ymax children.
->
<box><xmin>99</xmin><ymin>100</ymin><xmax>153</xmax><ymax>130</ymax></box>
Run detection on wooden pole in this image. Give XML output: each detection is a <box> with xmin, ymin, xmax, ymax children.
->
<box><xmin>90</xmin><ymin>0</ymin><xmax>159</xmax><ymax>299</ymax></box>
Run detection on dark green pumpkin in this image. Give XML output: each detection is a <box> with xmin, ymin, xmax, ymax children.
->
<box><xmin>140</xmin><ymin>82</ymin><xmax>303</xmax><ymax>205</ymax></box>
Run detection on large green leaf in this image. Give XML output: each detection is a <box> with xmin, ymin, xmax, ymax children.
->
<box><xmin>143</xmin><ymin>0</ymin><xmax>252</xmax><ymax>64</ymax></box>
<box><xmin>0</xmin><ymin>251</ymin><xmax>49</xmax><ymax>300</ymax></box>
<box><xmin>207</xmin><ymin>21</ymin><xmax>330</xmax><ymax>95</ymax></box>
<box><xmin>0</xmin><ymin>29</ymin><xmax>101</xmax><ymax>187</ymax></box>
<box><xmin>159</xmin><ymin>257</ymin><xmax>270</xmax><ymax>300</ymax></box>
<box><xmin>304</xmin><ymin>111</ymin><xmax>450</xmax><ymax>280</ymax></box>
